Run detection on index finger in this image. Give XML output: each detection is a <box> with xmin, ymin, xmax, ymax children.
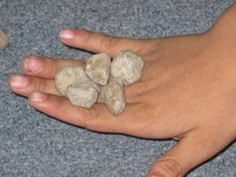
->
<box><xmin>60</xmin><ymin>29</ymin><xmax>152</xmax><ymax>57</ymax></box>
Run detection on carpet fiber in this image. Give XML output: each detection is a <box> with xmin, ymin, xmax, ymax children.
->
<box><xmin>0</xmin><ymin>0</ymin><xmax>236</xmax><ymax>176</ymax></box>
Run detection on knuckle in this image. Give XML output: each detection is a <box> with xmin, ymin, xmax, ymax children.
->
<box><xmin>125</xmin><ymin>81</ymin><xmax>148</xmax><ymax>99</ymax></box>
<box><xmin>88</xmin><ymin>105</ymin><xmax>100</xmax><ymax>119</ymax></box>
<box><xmin>38</xmin><ymin>79</ymin><xmax>48</xmax><ymax>92</ymax></box>
<box><xmin>83</xmin><ymin>106</ymin><xmax>100</xmax><ymax>129</ymax></box>
<box><xmin>53</xmin><ymin>98</ymin><xmax>71</xmax><ymax>118</ymax></box>
<box><xmin>151</xmin><ymin>159</ymin><xmax>183</xmax><ymax>177</ymax></box>
<box><xmin>151</xmin><ymin>38</ymin><xmax>162</xmax><ymax>50</ymax></box>
<box><xmin>101</xmin><ymin>36</ymin><xmax>118</xmax><ymax>51</ymax></box>
<box><xmin>133</xmin><ymin>81</ymin><xmax>148</xmax><ymax>95</ymax></box>
<box><xmin>43</xmin><ymin>59</ymin><xmax>57</xmax><ymax>77</ymax></box>
<box><xmin>52</xmin><ymin>60</ymin><xmax>60</xmax><ymax>76</ymax></box>
<box><xmin>81</xmin><ymin>30</ymin><xmax>96</xmax><ymax>47</ymax></box>
<box><xmin>83</xmin><ymin>30</ymin><xmax>93</xmax><ymax>42</ymax></box>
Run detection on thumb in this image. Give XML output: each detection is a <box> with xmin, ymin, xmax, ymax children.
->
<box><xmin>146</xmin><ymin>131</ymin><xmax>226</xmax><ymax>177</ymax></box>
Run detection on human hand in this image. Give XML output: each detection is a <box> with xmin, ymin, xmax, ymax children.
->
<box><xmin>8</xmin><ymin>9</ymin><xmax>236</xmax><ymax>174</ymax></box>
<box><xmin>8</xmin><ymin>28</ymin><xmax>236</xmax><ymax>176</ymax></box>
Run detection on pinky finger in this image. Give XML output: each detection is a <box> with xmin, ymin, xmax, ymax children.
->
<box><xmin>28</xmin><ymin>92</ymin><xmax>140</xmax><ymax>135</ymax></box>
<box><xmin>28</xmin><ymin>92</ymin><xmax>89</xmax><ymax>127</ymax></box>
<box><xmin>28</xmin><ymin>92</ymin><xmax>128</xmax><ymax>132</ymax></box>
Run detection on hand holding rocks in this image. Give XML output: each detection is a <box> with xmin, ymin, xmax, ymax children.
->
<box><xmin>55</xmin><ymin>50</ymin><xmax>144</xmax><ymax>115</ymax></box>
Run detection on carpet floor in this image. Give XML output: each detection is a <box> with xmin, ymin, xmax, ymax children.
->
<box><xmin>0</xmin><ymin>0</ymin><xmax>235</xmax><ymax>176</ymax></box>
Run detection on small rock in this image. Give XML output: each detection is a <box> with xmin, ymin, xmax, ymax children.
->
<box><xmin>67</xmin><ymin>81</ymin><xmax>100</xmax><ymax>108</ymax></box>
<box><xmin>54</xmin><ymin>50</ymin><xmax>144</xmax><ymax>116</ymax></box>
<box><xmin>55</xmin><ymin>65</ymin><xmax>90</xmax><ymax>96</ymax></box>
<box><xmin>111</xmin><ymin>50</ymin><xmax>144</xmax><ymax>86</ymax></box>
<box><xmin>101</xmin><ymin>78</ymin><xmax>125</xmax><ymax>115</ymax></box>
<box><xmin>86</xmin><ymin>53</ymin><xmax>111</xmax><ymax>85</ymax></box>
<box><xmin>0</xmin><ymin>30</ymin><xmax>9</xmax><ymax>49</ymax></box>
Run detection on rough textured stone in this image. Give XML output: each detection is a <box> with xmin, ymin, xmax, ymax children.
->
<box><xmin>66</xmin><ymin>81</ymin><xmax>100</xmax><ymax>108</ymax></box>
<box><xmin>101</xmin><ymin>78</ymin><xmax>125</xmax><ymax>115</ymax></box>
<box><xmin>86</xmin><ymin>53</ymin><xmax>111</xmax><ymax>85</ymax></box>
<box><xmin>54</xmin><ymin>51</ymin><xmax>143</xmax><ymax>115</ymax></box>
<box><xmin>0</xmin><ymin>30</ymin><xmax>9</xmax><ymax>49</ymax></box>
<box><xmin>111</xmin><ymin>50</ymin><xmax>144</xmax><ymax>86</ymax></box>
<box><xmin>55</xmin><ymin>65</ymin><xmax>90</xmax><ymax>96</ymax></box>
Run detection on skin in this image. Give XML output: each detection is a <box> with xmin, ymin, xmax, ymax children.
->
<box><xmin>8</xmin><ymin>3</ymin><xmax>236</xmax><ymax>177</ymax></box>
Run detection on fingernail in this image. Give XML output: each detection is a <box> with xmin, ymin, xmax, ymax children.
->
<box><xmin>10</xmin><ymin>75</ymin><xmax>29</xmax><ymax>89</ymax></box>
<box><xmin>23</xmin><ymin>57</ymin><xmax>42</xmax><ymax>73</ymax></box>
<box><xmin>60</xmin><ymin>30</ymin><xmax>74</xmax><ymax>40</ymax></box>
<box><xmin>30</xmin><ymin>92</ymin><xmax>47</xmax><ymax>103</ymax></box>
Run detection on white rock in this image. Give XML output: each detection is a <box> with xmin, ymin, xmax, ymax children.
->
<box><xmin>55</xmin><ymin>65</ymin><xmax>90</xmax><ymax>96</ymax></box>
<box><xmin>86</xmin><ymin>53</ymin><xmax>111</xmax><ymax>85</ymax></box>
<box><xmin>66</xmin><ymin>81</ymin><xmax>100</xmax><ymax>108</ymax></box>
<box><xmin>0</xmin><ymin>30</ymin><xmax>9</xmax><ymax>49</ymax></box>
<box><xmin>111</xmin><ymin>50</ymin><xmax>144</xmax><ymax>86</ymax></box>
<box><xmin>101</xmin><ymin>78</ymin><xmax>125</xmax><ymax>115</ymax></box>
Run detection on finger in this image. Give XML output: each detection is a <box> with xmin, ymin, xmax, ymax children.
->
<box><xmin>21</xmin><ymin>56</ymin><xmax>84</xmax><ymax>79</ymax></box>
<box><xmin>60</xmin><ymin>29</ymin><xmax>152</xmax><ymax>57</ymax></box>
<box><xmin>28</xmin><ymin>92</ymin><xmax>136</xmax><ymax>132</ymax></box>
<box><xmin>28</xmin><ymin>92</ymin><xmax>88</xmax><ymax>127</ymax></box>
<box><xmin>8</xmin><ymin>74</ymin><xmax>138</xmax><ymax>104</ymax></box>
<box><xmin>8</xmin><ymin>75</ymin><xmax>58</xmax><ymax>97</ymax></box>
<box><xmin>146</xmin><ymin>131</ymin><xmax>231</xmax><ymax>177</ymax></box>
<box><xmin>8</xmin><ymin>74</ymin><xmax>139</xmax><ymax>104</ymax></box>
<box><xmin>84</xmin><ymin>102</ymin><xmax>143</xmax><ymax>133</ymax></box>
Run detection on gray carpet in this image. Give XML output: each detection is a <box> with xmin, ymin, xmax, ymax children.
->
<box><xmin>0</xmin><ymin>0</ymin><xmax>236</xmax><ymax>176</ymax></box>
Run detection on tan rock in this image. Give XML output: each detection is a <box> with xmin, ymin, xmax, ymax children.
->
<box><xmin>111</xmin><ymin>50</ymin><xmax>144</xmax><ymax>86</ymax></box>
<box><xmin>101</xmin><ymin>78</ymin><xmax>125</xmax><ymax>115</ymax></box>
<box><xmin>86</xmin><ymin>53</ymin><xmax>111</xmax><ymax>85</ymax></box>
<box><xmin>0</xmin><ymin>30</ymin><xmax>9</xmax><ymax>49</ymax></box>
<box><xmin>66</xmin><ymin>81</ymin><xmax>100</xmax><ymax>108</ymax></box>
<box><xmin>55</xmin><ymin>65</ymin><xmax>89</xmax><ymax>96</ymax></box>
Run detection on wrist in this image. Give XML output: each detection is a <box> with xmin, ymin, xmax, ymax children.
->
<box><xmin>208</xmin><ymin>3</ymin><xmax>236</xmax><ymax>40</ymax></box>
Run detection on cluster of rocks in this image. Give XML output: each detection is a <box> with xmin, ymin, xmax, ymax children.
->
<box><xmin>55</xmin><ymin>50</ymin><xmax>144</xmax><ymax>116</ymax></box>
